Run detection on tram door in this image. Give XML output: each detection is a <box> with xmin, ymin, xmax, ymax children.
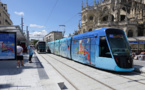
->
<box><xmin>83</xmin><ymin>38</ymin><xmax>91</xmax><ymax>64</ymax></box>
<box><xmin>90</xmin><ymin>37</ymin><xmax>96</xmax><ymax>66</ymax></box>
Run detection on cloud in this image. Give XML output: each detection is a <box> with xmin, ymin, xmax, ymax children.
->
<box><xmin>64</xmin><ymin>35</ymin><xmax>68</xmax><ymax>37</ymax></box>
<box><xmin>30</xmin><ymin>24</ymin><xmax>45</xmax><ymax>28</ymax></box>
<box><xmin>14</xmin><ymin>11</ymin><xmax>24</xmax><ymax>16</ymax></box>
<box><xmin>30</xmin><ymin>30</ymin><xmax>47</xmax><ymax>40</ymax></box>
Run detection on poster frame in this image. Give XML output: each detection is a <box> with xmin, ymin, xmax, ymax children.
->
<box><xmin>0</xmin><ymin>32</ymin><xmax>17</xmax><ymax>60</ymax></box>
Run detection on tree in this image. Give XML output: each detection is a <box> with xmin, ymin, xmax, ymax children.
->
<box><xmin>33</xmin><ymin>40</ymin><xmax>38</xmax><ymax>45</ymax></box>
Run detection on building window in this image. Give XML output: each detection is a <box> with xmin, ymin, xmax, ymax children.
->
<box><xmin>0</xmin><ymin>21</ymin><xmax>1</xmax><ymax>24</ymax></box>
<box><xmin>111</xmin><ymin>15</ymin><xmax>114</xmax><ymax>21</ymax></box>
<box><xmin>128</xmin><ymin>30</ymin><xmax>133</xmax><ymax>37</ymax></box>
<box><xmin>120</xmin><ymin>15</ymin><xmax>125</xmax><ymax>21</ymax></box>
<box><xmin>102</xmin><ymin>16</ymin><xmax>108</xmax><ymax>21</ymax></box>
<box><xmin>0</xmin><ymin>13</ymin><xmax>1</xmax><ymax>16</ymax></box>
<box><xmin>138</xmin><ymin>28</ymin><xmax>144</xmax><ymax>36</ymax></box>
<box><xmin>83</xmin><ymin>16</ymin><xmax>86</xmax><ymax>21</ymax></box>
<box><xmin>122</xmin><ymin>7</ymin><xmax>126</xmax><ymax>11</ymax></box>
<box><xmin>89</xmin><ymin>16</ymin><xmax>93</xmax><ymax>20</ymax></box>
<box><xmin>89</xmin><ymin>29</ymin><xmax>92</xmax><ymax>32</ymax></box>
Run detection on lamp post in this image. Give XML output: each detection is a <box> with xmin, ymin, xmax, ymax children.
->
<box><xmin>59</xmin><ymin>25</ymin><xmax>65</xmax><ymax>37</ymax></box>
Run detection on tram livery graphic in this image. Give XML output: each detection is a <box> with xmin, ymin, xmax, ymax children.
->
<box><xmin>0</xmin><ymin>32</ymin><xmax>16</xmax><ymax>60</ymax></box>
<box><xmin>48</xmin><ymin>28</ymin><xmax>134</xmax><ymax>72</ymax></box>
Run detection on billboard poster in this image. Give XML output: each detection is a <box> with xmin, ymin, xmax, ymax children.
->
<box><xmin>0</xmin><ymin>32</ymin><xmax>16</xmax><ymax>60</ymax></box>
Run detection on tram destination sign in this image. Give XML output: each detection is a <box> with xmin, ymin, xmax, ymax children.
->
<box><xmin>0</xmin><ymin>32</ymin><xmax>16</xmax><ymax>60</ymax></box>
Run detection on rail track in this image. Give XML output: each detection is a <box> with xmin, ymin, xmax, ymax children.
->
<box><xmin>40</xmin><ymin>54</ymin><xmax>145</xmax><ymax>89</ymax></box>
<box><xmin>40</xmin><ymin>54</ymin><xmax>115</xmax><ymax>90</ymax></box>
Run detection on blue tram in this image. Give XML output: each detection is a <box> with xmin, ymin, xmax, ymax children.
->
<box><xmin>48</xmin><ymin>28</ymin><xmax>134</xmax><ymax>72</ymax></box>
<box><xmin>35</xmin><ymin>41</ymin><xmax>46</xmax><ymax>53</ymax></box>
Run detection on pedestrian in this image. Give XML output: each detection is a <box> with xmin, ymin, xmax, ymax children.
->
<box><xmin>28</xmin><ymin>45</ymin><xmax>33</xmax><ymax>63</ymax></box>
<box><xmin>17</xmin><ymin>43</ymin><xmax>24</xmax><ymax>68</ymax></box>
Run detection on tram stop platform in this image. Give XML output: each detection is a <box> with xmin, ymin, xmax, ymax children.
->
<box><xmin>1</xmin><ymin>53</ymin><xmax>145</xmax><ymax>90</ymax></box>
<box><xmin>0</xmin><ymin>53</ymin><xmax>70</xmax><ymax>90</ymax></box>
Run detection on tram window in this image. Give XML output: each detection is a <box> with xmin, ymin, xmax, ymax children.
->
<box><xmin>99</xmin><ymin>36</ymin><xmax>112</xmax><ymax>58</ymax></box>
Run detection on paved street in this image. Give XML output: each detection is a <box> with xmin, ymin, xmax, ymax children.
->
<box><xmin>134</xmin><ymin>60</ymin><xmax>145</xmax><ymax>73</ymax></box>
<box><xmin>1</xmin><ymin>52</ymin><xmax>145</xmax><ymax>90</ymax></box>
<box><xmin>0</xmin><ymin>54</ymin><xmax>47</xmax><ymax>90</ymax></box>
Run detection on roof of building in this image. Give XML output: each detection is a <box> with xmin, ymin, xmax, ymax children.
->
<box><xmin>44</xmin><ymin>31</ymin><xmax>62</xmax><ymax>37</ymax></box>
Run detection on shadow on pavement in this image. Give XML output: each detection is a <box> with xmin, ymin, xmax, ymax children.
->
<box><xmin>0</xmin><ymin>54</ymin><xmax>44</xmax><ymax>76</ymax></box>
<box><xmin>0</xmin><ymin>84</ymin><xmax>31</xmax><ymax>89</ymax></box>
<box><xmin>0</xmin><ymin>84</ymin><xmax>13</xmax><ymax>89</ymax></box>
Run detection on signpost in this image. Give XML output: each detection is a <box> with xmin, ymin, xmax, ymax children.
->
<box><xmin>0</xmin><ymin>32</ymin><xmax>16</xmax><ymax>60</ymax></box>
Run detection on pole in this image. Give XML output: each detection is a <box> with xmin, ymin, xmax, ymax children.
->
<box><xmin>59</xmin><ymin>25</ymin><xmax>65</xmax><ymax>37</ymax></box>
<box><xmin>21</xmin><ymin>16</ymin><xmax>24</xmax><ymax>32</ymax></box>
<box><xmin>26</xmin><ymin>26</ymin><xmax>29</xmax><ymax>47</ymax></box>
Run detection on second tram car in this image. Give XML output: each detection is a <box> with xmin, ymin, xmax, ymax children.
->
<box><xmin>47</xmin><ymin>28</ymin><xmax>134</xmax><ymax>72</ymax></box>
<box><xmin>35</xmin><ymin>41</ymin><xmax>46</xmax><ymax>53</ymax></box>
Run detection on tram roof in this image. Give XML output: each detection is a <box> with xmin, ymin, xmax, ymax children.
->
<box><xmin>72</xmin><ymin>28</ymin><xmax>107</xmax><ymax>40</ymax></box>
<box><xmin>0</xmin><ymin>25</ymin><xmax>26</xmax><ymax>40</ymax></box>
<box><xmin>59</xmin><ymin>37</ymin><xmax>71</xmax><ymax>42</ymax></box>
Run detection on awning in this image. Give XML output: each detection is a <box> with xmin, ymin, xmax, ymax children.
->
<box><xmin>128</xmin><ymin>36</ymin><xmax>145</xmax><ymax>44</ymax></box>
<box><xmin>0</xmin><ymin>25</ymin><xmax>26</xmax><ymax>40</ymax></box>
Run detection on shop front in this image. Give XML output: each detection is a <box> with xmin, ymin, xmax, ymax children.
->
<box><xmin>128</xmin><ymin>37</ymin><xmax>145</xmax><ymax>52</ymax></box>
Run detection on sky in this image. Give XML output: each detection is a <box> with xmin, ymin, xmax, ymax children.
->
<box><xmin>2</xmin><ymin>0</ymin><xmax>97</xmax><ymax>40</ymax></box>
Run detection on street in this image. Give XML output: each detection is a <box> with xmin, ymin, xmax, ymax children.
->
<box><xmin>37</xmin><ymin>53</ymin><xmax>145</xmax><ymax>90</ymax></box>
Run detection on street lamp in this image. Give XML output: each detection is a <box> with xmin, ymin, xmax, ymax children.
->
<box><xmin>59</xmin><ymin>25</ymin><xmax>65</xmax><ymax>37</ymax></box>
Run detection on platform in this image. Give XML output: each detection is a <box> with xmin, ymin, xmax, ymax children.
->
<box><xmin>1</xmin><ymin>52</ymin><xmax>145</xmax><ymax>90</ymax></box>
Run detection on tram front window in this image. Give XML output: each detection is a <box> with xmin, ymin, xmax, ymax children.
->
<box><xmin>106</xmin><ymin>29</ymin><xmax>131</xmax><ymax>56</ymax></box>
<box><xmin>39</xmin><ymin>42</ymin><xmax>45</xmax><ymax>51</ymax></box>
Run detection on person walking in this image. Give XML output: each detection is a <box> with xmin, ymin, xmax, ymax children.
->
<box><xmin>17</xmin><ymin>43</ymin><xmax>24</xmax><ymax>68</ymax></box>
<box><xmin>28</xmin><ymin>45</ymin><xmax>33</xmax><ymax>63</ymax></box>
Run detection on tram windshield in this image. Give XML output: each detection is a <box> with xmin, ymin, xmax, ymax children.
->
<box><xmin>106</xmin><ymin>29</ymin><xmax>131</xmax><ymax>56</ymax></box>
<box><xmin>39</xmin><ymin>42</ymin><xmax>45</xmax><ymax>49</ymax></box>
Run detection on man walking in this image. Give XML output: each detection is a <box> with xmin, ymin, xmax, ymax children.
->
<box><xmin>28</xmin><ymin>45</ymin><xmax>33</xmax><ymax>63</ymax></box>
<box><xmin>17</xmin><ymin>43</ymin><xmax>24</xmax><ymax>68</ymax></box>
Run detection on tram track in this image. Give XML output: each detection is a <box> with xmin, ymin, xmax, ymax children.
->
<box><xmin>45</xmin><ymin>54</ymin><xmax>145</xmax><ymax>87</ymax></box>
<box><xmin>40</xmin><ymin>54</ymin><xmax>79</xmax><ymax>90</ymax></box>
<box><xmin>113</xmin><ymin>71</ymin><xmax>145</xmax><ymax>85</ymax></box>
<box><xmin>40</xmin><ymin>54</ymin><xmax>115</xmax><ymax>89</ymax></box>
<box><xmin>40</xmin><ymin>54</ymin><xmax>116</xmax><ymax>90</ymax></box>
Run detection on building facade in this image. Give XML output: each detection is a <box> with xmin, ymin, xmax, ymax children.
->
<box><xmin>43</xmin><ymin>31</ymin><xmax>63</xmax><ymax>42</ymax></box>
<box><xmin>0</xmin><ymin>1</ymin><xmax>13</xmax><ymax>25</ymax></box>
<box><xmin>78</xmin><ymin>0</ymin><xmax>145</xmax><ymax>51</ymax></box>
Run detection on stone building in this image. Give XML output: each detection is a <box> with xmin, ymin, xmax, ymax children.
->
<box><xmin>78</xmin><ymin>0</ymin><xmax>145</xmax><ymax>51</ymax></box>
<box><xmin>43</xmin><ymin>31</ymin><xmax>63</xmax><ymax>42</ymax></box>
<box><xmin>0</xmin><ymin>1</ymin><xmax>13</xmax><ymax>25</ymax></box>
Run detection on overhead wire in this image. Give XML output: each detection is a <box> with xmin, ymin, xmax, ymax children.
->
<box><xmin>44</xmin><ymin>0</ymin><xmax>96</xmax><ymax>34</ymax></box>
<box><xmin>63</xmin><ymin>0</ymin><xmax>95</xmax><ymax>25</ymax></box>
<box><xmin>44</xmin><ymin>0</ymin><xmax>59</xmax><ymax>26</ymax></box>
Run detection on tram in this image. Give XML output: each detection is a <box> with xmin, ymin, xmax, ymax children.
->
<box><xmin>35</xmin><ymin>41</ymin><xmax>46</xmax><ymax>53</ymax></box>
<box><xmin>48</xmin><ymin>28</ymin><xmax>134</xmax><ymax>72</ymax></box>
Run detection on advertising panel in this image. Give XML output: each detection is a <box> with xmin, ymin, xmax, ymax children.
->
<box><xmin>0</xmin><ymin>32</ymin><xmax>16</xmax><ymax>60</ymax></box>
